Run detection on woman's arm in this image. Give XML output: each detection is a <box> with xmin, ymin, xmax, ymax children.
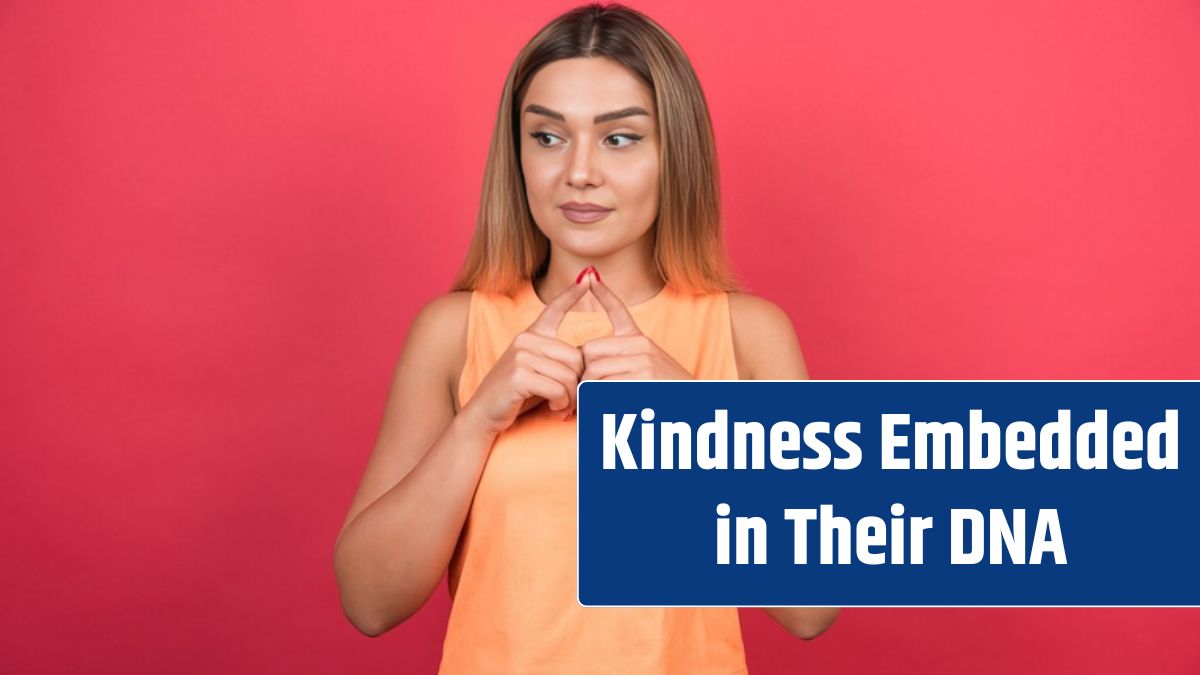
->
<box><xmin>761</xmin><ymin>606</ymin><xmax>841</xmax><ymax>641</ymax></box>
<box><xmin>332</xmin><ymin>292</ymin><xmax>495</xmax><ymax>637</ymax></box>
<box><xmin>728</xmin><ymin>292</ymin><xmax>839</xmax><ymax>640</ymax></box>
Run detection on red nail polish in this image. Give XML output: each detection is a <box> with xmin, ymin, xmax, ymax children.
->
<box><xmin>590</xmin><ymin>267</ymin><xmax>601</xmax><ymax>283</ymax></box>
<box><xmin>576</xmin><ymin>266</ymin><xmax>593</xmax><ymax>285</ymax></box>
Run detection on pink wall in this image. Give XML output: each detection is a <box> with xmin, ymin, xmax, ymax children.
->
<box><xmin>2</xmin><ymin>1</ymin><xmax>1198</xmax><ymax>672</ymax></box>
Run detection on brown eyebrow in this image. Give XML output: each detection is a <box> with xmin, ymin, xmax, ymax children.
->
<box><xmin>523</xmin><ymin>104</ymin><xmax>651</xmax><ymax>124</ymax></box>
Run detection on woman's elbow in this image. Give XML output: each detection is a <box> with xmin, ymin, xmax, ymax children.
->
<box><xmin>789</xmin><ymin>608</ymin><xmax>840</xmax><ymax>640</ymax></box>
<box><xmin>333</xmin><ymin>552</ymin><xmax>415</xmax><ymax>637</ymax></box>
<box><xmin>344</xmin><ymin>607</ymin><xmax>389</xmax><ymax>638</ymax></box>
<box><xmin>339</xmin><ymin>594</ymin><xmax>418</xmax><ymax>638</ymax></box>
<box><xmin>336</xmin><ymin>580</ymin><xmax>391</xmax><ymax>637</ymax></box>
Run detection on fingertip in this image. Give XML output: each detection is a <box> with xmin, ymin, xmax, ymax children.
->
<box><xmin>584</xmin><ymin>271</ymin><xmax>602</xmax><ymax>295</ymax></box>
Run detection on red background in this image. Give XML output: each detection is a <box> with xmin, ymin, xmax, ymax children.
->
<box><xmin>3</xmin><ymin>1</ymin><xmax>1199</xmax><ymax>673</ymax></box>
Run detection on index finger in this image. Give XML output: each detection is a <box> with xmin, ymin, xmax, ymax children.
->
<box><xmin>586</xmin><ymin>272</ymin><xmax>642</xmax><ymax>336</ymax></box>
<box><xmin>528</xmin><ymin>275</ymin><xmax>592</xmax><ymax>337</ymax></box>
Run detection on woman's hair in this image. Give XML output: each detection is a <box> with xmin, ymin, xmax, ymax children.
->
<box><xmin>450</xmin><ymin>2</ymin><xmax>743</xmax><ymax>296</ymax></box>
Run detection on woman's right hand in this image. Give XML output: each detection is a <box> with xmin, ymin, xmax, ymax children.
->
<box><xmin>461</xmin><ymin>272</ymin><xmax>593</xmax><ymax>436</ymax></box>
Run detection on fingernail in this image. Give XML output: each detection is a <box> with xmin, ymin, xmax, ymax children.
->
<box><xmin>575</xmin><ymin>266</ymin><xmax>594</xmax><ymax>285</ymax></box>
<box><xmin>590</xmin><ymin>267</ymin><xmax>601</xmax><ymax>283</ymax></box>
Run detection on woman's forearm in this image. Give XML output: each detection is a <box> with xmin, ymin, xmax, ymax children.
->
<box><xmin>333</xmin><ymin>406</ymin><xmax>497</xmax><ymax>636</ymax></box>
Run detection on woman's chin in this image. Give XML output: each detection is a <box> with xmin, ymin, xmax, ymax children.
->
<box><xmin>552</xmin><ymin>231</ymin><xmax>621</xmax><ymax>256</ymax></box>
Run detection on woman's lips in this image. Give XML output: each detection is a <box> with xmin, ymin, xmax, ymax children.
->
<box><xmin>561</xmin><ymin>207</ymin><xmax>613</xmax><ymax>223</ymax></box>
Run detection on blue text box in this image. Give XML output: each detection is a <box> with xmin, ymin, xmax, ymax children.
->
<box><xmin>576</xmin><ymin>381</ymin><xmax>1198</xmax><ymax>606</ymax></box>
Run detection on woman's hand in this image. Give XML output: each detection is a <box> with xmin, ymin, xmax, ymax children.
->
<box><xmin>579</xmin><ymin>272</ymin><xmax>693</xmax><ymax>382</ymax></box>
<box><xmin>461</xmin><ymin>276</ymin><xmax>589</xmax><ymax>436</ymax></box>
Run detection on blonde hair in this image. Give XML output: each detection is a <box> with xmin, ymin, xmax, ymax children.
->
<box><xmin>451</xmin><ymin>2</ymin><xmax>742</xmax><ymax>296</ymax></box>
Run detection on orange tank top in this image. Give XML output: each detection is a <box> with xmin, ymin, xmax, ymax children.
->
<box><xmin>440</xmin><ymin>278</ymin><xmax>748</xmax><ymax>675</ymax></box>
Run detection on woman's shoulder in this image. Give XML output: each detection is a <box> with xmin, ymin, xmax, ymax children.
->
<box><xmin>405</xmin><ymin>290</ymin><xmax>474</xmax><ymax>398</ymax></box>
<box><xmin>416</xmin><ymin>289</ymin><xmax>474</xmax><ymax>321</ymax></box>
<box><xmin>726</xmin><ymin>291</ymin><xmax>796</xmax><ymax>341</ymax></box>
<box><xmin>725</xmin><ymin>291</ymin><xmax>808</xmax><ymax>379</ymax></box>
<box><xmin>410</xmin><ymin>290</ymin><xmax>473</xmax><ymax>340</ymax></box>
<box><xmin>726</xmin><ymin>290</ymin><xmax>790</xmax><ymax>323</ymax></box>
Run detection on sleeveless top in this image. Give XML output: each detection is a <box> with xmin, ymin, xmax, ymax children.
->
<box><xmin>439</xmin><ymin>278</ymin><xmax>748</xmax><ymax>675</ymax></box>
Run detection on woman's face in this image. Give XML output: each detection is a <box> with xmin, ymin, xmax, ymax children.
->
<box><xmin>519</xmin><ymin>57</ymin><xmax>660</xmax><ymax>257</ymax></box>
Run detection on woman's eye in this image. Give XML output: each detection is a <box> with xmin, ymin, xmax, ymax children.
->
<box><xmin>605</xmin><ymin>133</ymin><xmax>643</xmax><ymax>148</ymax></box>
<box><xmin>530</xmin><ymin>131</ymin><xmax>561</xmax><ymax>147</ymax></box>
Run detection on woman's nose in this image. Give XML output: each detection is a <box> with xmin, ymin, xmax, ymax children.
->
<box><xmin>566</xmin><ymin>140</ymin><xmax>601</xmax><ymax>188</ymax></box>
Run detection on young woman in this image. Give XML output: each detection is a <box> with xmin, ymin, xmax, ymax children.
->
<box><xmin>334</xmin><ymin>3</ymin><xmax>839</xmax><ymax>672</ymax></box>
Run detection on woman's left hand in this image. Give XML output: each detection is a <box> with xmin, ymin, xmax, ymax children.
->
<box><xmin>578</xmin><ymin>271</ymin><xmax>693</xmax><ymax>382</ymax></box>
